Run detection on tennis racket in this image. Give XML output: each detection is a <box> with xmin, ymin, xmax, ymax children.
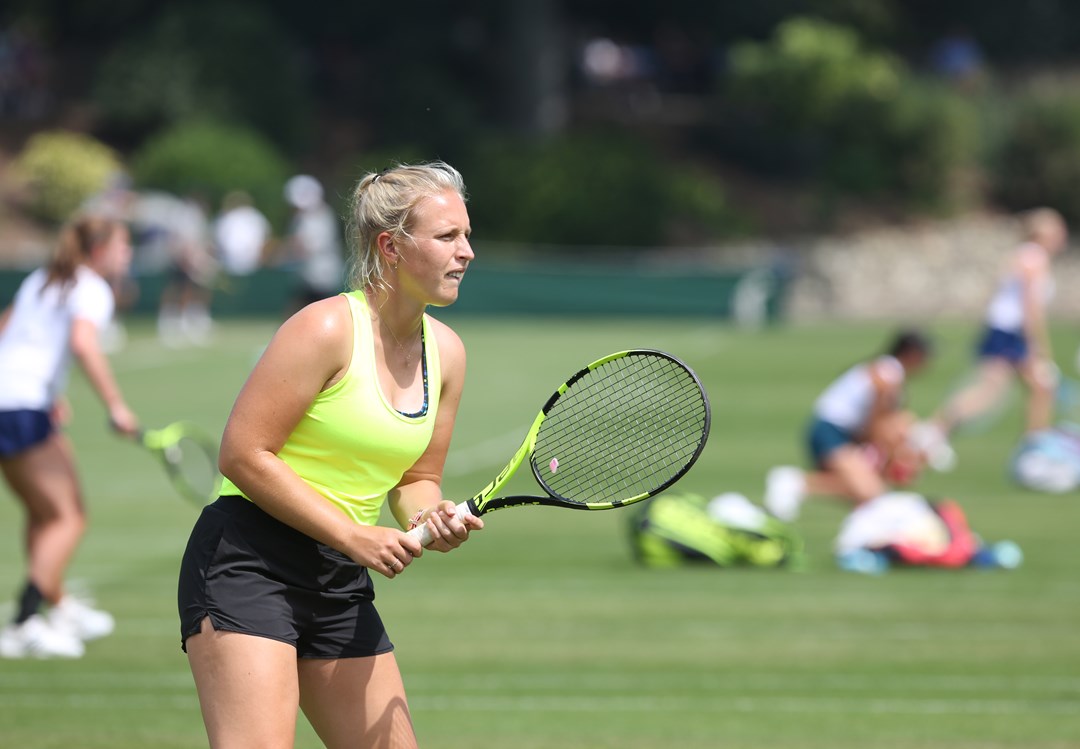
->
<box><xmin>408</xmin><ymin>349</ymin><xmax>711</xmax><ymax>546</ymax></box>
<box><xmin>136</xmin><ymin>421</ymin><xmax>222</xmax><ymax>506</ymax></box>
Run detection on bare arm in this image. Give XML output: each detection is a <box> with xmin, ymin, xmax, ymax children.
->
<box><xmin>217</xmin><ymin>296</ymin><xmax>422</xmax><ymax>573</ymax></box>
<box><xmin>865</xmin><ymin>361</ymin><xmax>903</xmax><ymax>444</ymax></box>
<box><xmin>1019</xmin><ymin>254</ymin><xmax>1052</xmax><ymax>361</ymax></box>
<box><xmin>0</xmin><ymin>305</ymin><xmax>10</xmax><ymax>336</ymax></box>
<box><xmin>69</xmin><ymin>317</ymin><xmax>138</xmax><ymax>435</ymax></box>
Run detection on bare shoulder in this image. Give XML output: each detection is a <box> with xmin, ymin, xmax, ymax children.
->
<box><xmin>1016</xmin><ymin>242</ymin><xmax>1050</xmax><ymax>275</ymax></box>
<box><xmin>869</xmin><ymin>356</ymin><xmax>903</xmax><ymax>389</ymax></box>
<box><xmin>427</xmin><ymin>315</ymin><xmax>466</xmax><ymax>378</ymax></box>
<box><xmin>282</xmin><ymin>296</ymin><xmax>351</xmax><ymax>340</ymax></box>
<box><xmin>271</xmin><ymin>295</ymin><xmax>353</xmax><ymax>374</ymax></box>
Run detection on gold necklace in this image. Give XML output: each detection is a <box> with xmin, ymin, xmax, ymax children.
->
<box><xmin>383</xmin><ymin>319</ymin><xmax>421</xmax><ymax>366</ymax></box>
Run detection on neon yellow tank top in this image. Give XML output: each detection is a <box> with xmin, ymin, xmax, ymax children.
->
<box><xmin>218</xmin><ymin>291</ymin><xmax>441</xmax><ymax>525</ymax></box>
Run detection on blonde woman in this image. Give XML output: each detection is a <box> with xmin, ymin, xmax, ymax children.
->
<box><xmin>178</xmin><ymin>162</ymin><xmax>483</xmax><ymax>748</ymax></box>
<box><xmin>920</xmin><ymin>208</ymin><xmax>1068</xmax><ymax>467</ymax></box>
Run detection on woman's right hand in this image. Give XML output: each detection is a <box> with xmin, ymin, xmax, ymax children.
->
<box><xmin>349</xmin><ymin>524</ymin><xmax>424</xmax><ymax>579</ymax></box>
<box><xmin>108</xmin><ymin>403</ymin><xmax>140</xmax><ymax>438</ymax></box>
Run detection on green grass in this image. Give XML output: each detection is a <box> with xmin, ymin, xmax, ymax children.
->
<box><xmin>1</xmin><ymin>316</ymin><xmax>1078</xmax><ymax>748</ymax></box>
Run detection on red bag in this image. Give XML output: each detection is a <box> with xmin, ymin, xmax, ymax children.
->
<box><xmin>885</xmin><ymin>499</ymin><xmax>978</xmax><ymax>568</ymax></box>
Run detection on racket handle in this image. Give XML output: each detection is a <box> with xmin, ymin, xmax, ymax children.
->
<box><xmin>405</xmin><ymin>501</ymin><xmax>475</xmax><ymax>546</ymax></box>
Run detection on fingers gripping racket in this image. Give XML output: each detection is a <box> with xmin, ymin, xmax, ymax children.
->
<box><xmin>408</xmin><ymin>349</ymin><xmax>711</xmax><ymax>545</ymax></box>
<box><xmin>138</xmin><ymin>421</ymin><xmax>222</xmax><ymax>506</ymax></box>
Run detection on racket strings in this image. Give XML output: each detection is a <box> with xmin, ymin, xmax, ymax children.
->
<box><xmin>545</xmin><ymin>380</ymin><xmax>702</xmax><ymax>500</ymax></box>
<box><xmin>533</xmin><ymin>353</ymin><xmax>707</xmax><ymax>504</ymax></box>
<box><xmin>170</xmin><ymin>436</ymin><xmax>221</xmax><ymax>501</ymax></box>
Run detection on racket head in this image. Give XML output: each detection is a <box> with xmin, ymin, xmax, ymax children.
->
<box><xmin>142</xmin><ymin>422</ymin><xmax>221</xmax><ymax>506</ymax></box>
<box><xmin>477</xmin><ymin>349</ymin><xmax>710</xmax><ymax>513</ymax></box>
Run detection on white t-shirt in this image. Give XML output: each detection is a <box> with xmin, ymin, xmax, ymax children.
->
<box><xmin>0</xmin><ymin>266</ymin><xmax>115</xmax><ymax>410</ymax></box>
<box><xmin>984</xmin><ymin>242</ymin><xmax>1055</xmax><ymax>332</ymax></box>
<box><xmin>213</xmin><ymin>205</ymin><xmax>271</xmax><ymax>276</ymax></box>
<box><xmin>290</xmin><ymin>205</ymin><xmax>344</xmax><ymax>292</ymax></box>
<box><xmin>813</xmin><ymin>355</ymin><xmax>904</xmax><ymax>433</ymax></box>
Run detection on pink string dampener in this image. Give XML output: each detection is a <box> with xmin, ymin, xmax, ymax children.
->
<box><xmin>549</xmin><ymin>457</ymin><xmax>559</xmax><ymax>474</ymax></box>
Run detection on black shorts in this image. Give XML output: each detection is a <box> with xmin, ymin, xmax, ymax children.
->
<box><xmin>177</xmin><ymin>496</ymin><xmax>393</xmax><ymax>658</ymax></box>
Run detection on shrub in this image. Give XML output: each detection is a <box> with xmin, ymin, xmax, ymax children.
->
<box><xmin>724</xmin><ymin>17</ymin><xmax>979</xmax><ymax>213</ymax></box>
<box><xmin>461</xmin><ymin>133</ymin><xmax>739</xmax><ymax>247</ymax></box>
<box><xmin>130</xmin><ymin>120</ymin><xmax>292</xmax><ymax>228</ymax></box>
<box><xmin>729</xmin><ymin>17</ymin><xmax>904</xmax><ymax>133</ymax></box>
<box><xmin>994</xmin><ymin>92</ymin><xmax>1080</xmax><ymax>222</ymax></box>
<box><xmin>93</xmin><ymin>3</ymin><xmax>311</xmax><ymax>152</ymax></box>
<box><xmin>825</xmin><ymin>79</ymin><xmax>979</xmax><ymax>210</ymax></box>
<box><xmin>13</xmin><ymin>130</ymin><xmax>122</xmax><ymax>224</ymax></box>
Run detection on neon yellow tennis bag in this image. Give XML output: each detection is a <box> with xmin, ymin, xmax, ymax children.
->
<box><xmin>628</xmin><ymin>492</ymin><xmax>805</xmax><ymax>570</ymax></box>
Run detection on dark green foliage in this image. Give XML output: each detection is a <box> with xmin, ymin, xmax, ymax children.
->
<box><xmin>723</xmin><ymin>17</ymin><xmax>979</xmax><ymax>213</ymax></box>
<box><xmin>462</xmin><ymin>133</ymin><xmax>739</xmax><ymax>247</ymax></box>
<box><xmin>828</xmin><ymin>80</ymin><xmax>978</xmax><ymax>211</ymax></box>
<box><xmin>92</xmin><ymin>3</ymin><xmax>312</xmax><ymax>152</ymax></box>
<box><xmin>994</xmin><ymin>92</ymin><xmax>1080</xmax><ymax>223</ymax></box>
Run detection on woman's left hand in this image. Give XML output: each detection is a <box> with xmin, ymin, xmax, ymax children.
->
<box><xmin>412</xmin><ymin>500</ymin><xmax>484</xmax><ymax>552</ymax></box>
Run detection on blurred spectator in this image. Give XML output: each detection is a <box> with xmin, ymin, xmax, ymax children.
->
<box><xmin>653</xmin><ymin>23</ymin><xmax>713</xmax><ymax>94</ymax></box>
<box><xmin>578</xmin><ymin>24</ymin><xmax>714</xmax><ymax>95</ymax></box>
<box><xmin>580</xmin><ymin>37</ymin><xmax>655</xmax><ymax>86</ymax></box>
<box><xmin>929</xmin><ymin>28</ymin><xmax>986</xmax><ymax>90</ymax></box>
<box><xmin>212</xmin><ymin>191</ymin><xmax>271</xmax><ymax>277</ymax></box>
<box><xmin>281</xmin><ymin>174</ymin><xmax>344</xmax><ymax>314</ymax></box>
<box><xmin>127</xmin><ymin>191</ymin><xmax>216</xmax><ymax>346</ymax></box>
<box><xmin>0</xmin><ymin>21</ymin><xmax>51</xmax><ymax>119</ymax></box>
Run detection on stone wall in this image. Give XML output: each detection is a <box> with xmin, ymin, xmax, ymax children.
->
<box><xmin>782</xmin><ymin>213</ymin><xmax>1080</xmax><ymax>322</ymax></box>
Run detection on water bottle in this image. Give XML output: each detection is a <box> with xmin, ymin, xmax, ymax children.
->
<box><xmin>836</xmin><ymin>548</ymin><xmax>890</xmax><ymax>575</ymax></box>
<box><xmin>969</xmin><ymin>540</ymin><xmax>1024</xmax><ymax>570</ymax></box>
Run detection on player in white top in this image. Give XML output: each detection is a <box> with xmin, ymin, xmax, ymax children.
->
<box><xmin>0</xmin><ymin>215</ymin><xmax>140</xmax><ymax>660</ymax></box>
<box><xmin>212</xmin><ymin>191</ymin><xmax>271</xmax><ymax>277</ymax></box>
<box><xmin>921</xmin><ymin>208</ymin><xmax>1067</xmax><ymax>465</ymax></box>
<box><xmin>765</xmin><ymin>330</ymin><xmax>933</xmax><ymax>521</ymax></box>
<box><xmin>282</xmin><ymin>175</ymin><xmax>344</xmax><ymax>315</ymax></box>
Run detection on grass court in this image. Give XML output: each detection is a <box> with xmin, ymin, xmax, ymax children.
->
<box><xmin>1</xmin><ymin>315</ymin><xmax>1077</xmax><ymax>748</ymax></box>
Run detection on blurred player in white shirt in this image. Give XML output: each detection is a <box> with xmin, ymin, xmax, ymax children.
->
<box><xmin>212</xmin><ymin>191</ymin><xmax>271</xmax><ymax>277</ymax></box>
<box><xmin>0</xmin><ymin>215</ymin><xmax>140</xmax><ymax>659</ymax></box>
<box><xmin>920</xmin><ymin>208</ymin><xmax>1067</xmax><ymax>466</ymax></box>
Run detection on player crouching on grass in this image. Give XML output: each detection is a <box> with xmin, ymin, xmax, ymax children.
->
<box><xmin>764</xmin><ymin>329</ymin><xmax>934</xmax><ymax>523</ymax></box>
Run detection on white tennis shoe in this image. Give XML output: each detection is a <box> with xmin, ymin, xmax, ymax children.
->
<box><xmin>909</xmin><ymin>421</ymin><xmax>957</xmax><ymax>473</ymax></box>
<box><xmin>0</xmin><ymin>614</ymin><xmax>85</xmax><ymax>659</ymax></box>
<box><xmin>48</xmin><ymin>595</ymin><xmax>115</xmax><ymax>642</ymax></box>
<box><xmin>764</xmin><ymin>465</ymin><xmax>807</xmax><ymax>522</ymax></box>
